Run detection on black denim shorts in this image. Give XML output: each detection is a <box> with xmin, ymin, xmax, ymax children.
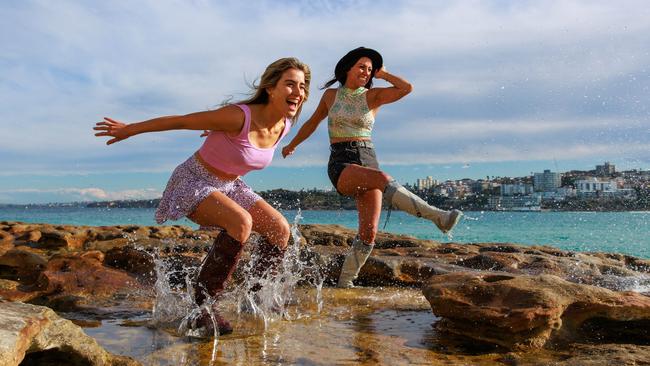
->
<box><xmin>327</xmin><ymin>140</ymin><xmax>380</xmax><ymax>192</ymax></box>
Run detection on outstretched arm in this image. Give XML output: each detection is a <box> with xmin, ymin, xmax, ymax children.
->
<box><xmin>282</xmin><ymin>91</ymin><xmax>331</xmax><ymax>157</ymax></box>
<box><xmin>368</xmin><ymin>67</ymin><xmax>413</xmax><ymax>110</ymax></box>
<box><xmin>94</xmin><ymin>105</ymin><xmax>244</xmax><ymax>145</ymax></box>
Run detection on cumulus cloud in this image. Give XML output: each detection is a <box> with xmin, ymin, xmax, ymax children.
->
<box><xmin>0</xmin><ymin>188</ymin><xmax>162</xmax><ymax>202</ymax></box>
<box><xmin>0</xmin><ymin>0</ymin><xmax>648</xmax><ymax>185</ymax></box>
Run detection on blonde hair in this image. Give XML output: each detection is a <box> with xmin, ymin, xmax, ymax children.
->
<box><xmin>237</xmin><ymin>57</ymin><xmax>311</xmax><ymax>122</ymax></box>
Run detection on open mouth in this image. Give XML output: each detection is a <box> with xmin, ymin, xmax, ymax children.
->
<box><xmin>287</xmin><ymin>99</ymin><xmax>300</xmax><ymax>111</ymax></box>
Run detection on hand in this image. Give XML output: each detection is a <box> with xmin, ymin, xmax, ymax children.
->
<box><xmin>93</xmin><ymin>117</ymin><xmax>130</xmax><ymax>145</ymax></box>
<box><xmin>374</xmin><ymin>66</ymin><xmax>387</xmax><ymax>80</ymax></box>
<box><xmin>281</xmin><ymin>145</ymin><xmax>295</xmax><ymax>158</ymax></box>
<box><xmin>200</xmin><ymin>130</ymin><xmax>210</xmax><ymax>137</ymax></box>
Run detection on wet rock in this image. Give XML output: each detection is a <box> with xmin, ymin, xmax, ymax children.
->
<box><xmin>422</xmin><ymin>272</ymin><xmax>650</xmax><ymax>350</ymax></box>
<box><xmin>37</xmin><ymin>228</ymin><xmax>87</xmax><ymax>250</ymax></box>
<box><xmin>0</xmin><ymin>300</ymin><xmax>139</xmax><ymax>366</ymax></box>
<box><xmin>298</xmin><ymin>224</ymin><xmax>353</xmax><ymax>247</ymax></box>
<box><xmin>86</xmin><ymin>237</ymin><xmax>131</xmax><ymax>252</ymax></box>
<box><xmin>626</xmin><ymin>257</ymin><xmax>650</xmax><ymax>273</ymax></box>
<box><xmin>479</xmin><ymin>244</ymin><xmax>523</xmax><ymax>253</ymax></box>
<box><xmin>549</xmin><ymin>344</ymin><xmax>650</xmax><ymax>366</ymax></box>
<box><xmin>1</xmin><ymin>229</ymin><xmax>15</xmax><ymax>244</ymax></box>
<box><xmin>104</xmin><ymin>245</ymin><xmax>157</xmax><ymax>282</ymax></box>
<box><xmin>0</xmin><ymin>248</ymin><xmax>48</xmax><ymax>284</ymax></box>
<box><xmin>13</xmin><ymin>230</ymin><xmax>42</xmax><ymax>243</ymax></box>
<box><xmin>0</xmin><ymin>230</ymin><xmax>15</xmax><ymax>257</ymax></box>
<box><xmin>451</xmin><ymin>252</ymin><xmax>524</xmax><ymax>272</ymax></box>
<box><xmin>33</xmin><ymin>252</ymin><xmax>142</xmax><ymax>307</ymax></box>
<box><xmin>149</xmin><ymin>225</ymin><xmax>192</xmax><ymax>239</ymax></box>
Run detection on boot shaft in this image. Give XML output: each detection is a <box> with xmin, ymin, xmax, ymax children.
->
<box><xmin>194</xmin><ymin>231</ymin><xmax>244</xmax><ymax>305</ymax></box>
<box><xmin>383</xmin><ymin>180</ymin><xmax>462</xmax><ymax>233</ymax></box>
<box><xmin>337</xmin><ymin>236</ymin><xmax>374</xmax><ymax>288</ymax></box>
<box><xmin>249</xmin><ymin>237</ymin><xmax>288</xmax><ymax>288</ymax></box>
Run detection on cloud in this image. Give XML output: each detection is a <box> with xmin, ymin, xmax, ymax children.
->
<box><xmin>0</xmin><ymin>187</ymin><xmax>162</xmax><ymax>202</ymax></box>
<box><xmin>0</xmin><ymin>0</ymin><xmax>648</xmax><ymax>188</ymax></box>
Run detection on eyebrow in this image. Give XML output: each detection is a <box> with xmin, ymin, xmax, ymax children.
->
<box><xmin>285</xmin><ymin>79</ymin><xmax>306</xmax><ymax>85</ymax></box>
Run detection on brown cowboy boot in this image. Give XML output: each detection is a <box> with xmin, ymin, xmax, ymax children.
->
<box><xmin>190</xmin><ymin>231</ymin><xmax>244</xmax><ymax>336</ymax></box>
<box><xmin>250</xmin><ymin>238</ymin><xmax>287</xmax><ymax>282</ymax></box>
<box><xmin>240</xmin><ymin>238</ymin><xmax>288</xmax><ymax>314</ymax></box>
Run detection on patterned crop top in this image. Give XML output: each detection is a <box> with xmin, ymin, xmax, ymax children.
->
<box><xmin>327</xmin><ymin>87</ymin><xmax>375</xmax><ymax>139</ymax></box>
<box><xmin>197</xmin><ymin>104</ymin><xmax>291</xmax><ymax>176</ymax></box>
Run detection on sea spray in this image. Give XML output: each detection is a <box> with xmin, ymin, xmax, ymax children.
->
<box><xmin>141</xmin><ymin>209</ymin><xmax>325</xmax><ymax>340</ymax></box>
<box><xmin>233</xmin><ymin>209</ymin><xmax>324</xmax><ymax>322</ymax></box>
<box><xmin>151</xmin><ymin>246</ymin><xmax>195</xmax><ymax>327</ymax></box>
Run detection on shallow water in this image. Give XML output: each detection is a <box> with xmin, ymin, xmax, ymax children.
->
<box><xmin>82</xmin><ymin>288</ymin><xmax>461</xmax><ymax>366</ymax></box>
<box><xmin>40</xmin><ymin>210</ymin><xmax>648</xmax><ymax>365</ymax></box>
<box><xmin>81</xmin><ymin>287</ymin><xmax>604</xmax><ymax>366</ymax></box>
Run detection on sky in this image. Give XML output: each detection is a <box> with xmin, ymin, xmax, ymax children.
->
<box><xmin>1</xmin><ymin>0</ymin><xmax>649</xmax><ymax>204</ymax></box>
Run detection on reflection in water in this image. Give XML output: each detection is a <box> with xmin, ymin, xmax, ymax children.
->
<box><xmin>79</xmin><ymin>211</ymin><xmax>644</xmax><ymax>365</ymax></box>
<box><xmin>86</xmin><ymin>287</ymin><xmax>594</xmax><ymax>365</ymax></box>
<box><xmin>85</xmin><ymin>288</ymin><xmax>445</xmax><ymax>365</ymax></box>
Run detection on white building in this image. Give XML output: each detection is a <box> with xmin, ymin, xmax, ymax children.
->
<box><xmin>533</xmin><ymin>170</ymin><xmax>562</xmax><ymax>192</ymax></box>
<box><xmin>575</xmin><ymin>177</ymin><xmax>618</xmax><ymax>197</ymax></box>
<box><xmin>500</xmin><ymin>183</ymin><xmax>534</xmax><ymax>196</ymax></box>
<box><xmin>595</xmin><ymin>162</ymin><xmax>616</xmax><ymax>176</ymax></box>
<box><xmin>416</xmin><ymin>176</ymin><xmax>438</xmax><ymax>190</ymax></box>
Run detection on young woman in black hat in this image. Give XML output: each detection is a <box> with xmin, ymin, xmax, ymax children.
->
<box><xmin>282</xmin><ymin>47</ymin><xmax>462</xmax><ymax>288</ymax></box>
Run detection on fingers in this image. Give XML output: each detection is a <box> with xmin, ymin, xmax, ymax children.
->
<box><xmin>281</xmin><ymin>146</ymin><xmax>294</xmax><ymax>158</ymax></box>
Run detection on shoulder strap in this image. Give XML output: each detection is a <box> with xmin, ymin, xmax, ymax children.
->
<box><xmin>234</xmin><ymin>104</ymin><xmax>251</xmax><ymax>138</ymax></box>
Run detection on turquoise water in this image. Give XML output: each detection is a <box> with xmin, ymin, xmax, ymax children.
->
<box><xmin>1</xmin><ymin>207</ymin><xmax>648</xmax><ymax>258</ymax></box>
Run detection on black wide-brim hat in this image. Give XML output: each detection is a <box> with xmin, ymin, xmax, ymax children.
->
<box><xmin>335</xmin><ymin>47</ymin><xmax>383</xmax><ymax>77</ymax></box>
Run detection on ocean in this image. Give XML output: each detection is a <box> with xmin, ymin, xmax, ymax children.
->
<box><xmin>1</xmin><ymin>206</ymin><xmax>648</xmax><ymax>259</ymax></box>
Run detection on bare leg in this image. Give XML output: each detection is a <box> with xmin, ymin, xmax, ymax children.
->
<box><xmin>248</xmin><ymin>199</ymin><xmax>291</xmax><ymax>249</ymax></box>
<box><xmin>355</xmin><ymin>189</ymin><xmax>382</xmax><ymax>244</ymax></box>
<box><xmin>247</xmin><ymin>200</ymin><xmax>291</xmax><ymax>282</ymax></box>
<box><xmin>336</xmin><ymin>164</ymin><xmax>392</xmax><ymax>197</ymax></box>
<box><xmin>336</xmin><ymin>165</ymin><xmax>386</xmax><ymax>288</ymax></box>
<box><xmin>185</xmin><ymin>192</ymin><xmax>252</xmax><ymax>336</ymax></box>
<box><xmin>188</xmin><ymin>191</ymin><xmax>253</xmax><ymax>243</ymax></box>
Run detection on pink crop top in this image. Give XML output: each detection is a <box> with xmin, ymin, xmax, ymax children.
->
<box><xmin>197</xmin><ymin>104</ymin><xmax>291</xmax><ymax>176</ymax></box>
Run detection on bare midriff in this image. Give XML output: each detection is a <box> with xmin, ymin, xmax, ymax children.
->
<box><xmin>194</xmin><ymin>152</ymin><xmax>239</xmax><ymax>181</ymax></box>
<box><xmin>329</xmin><ymin>137</ymin><xmax>371</xmax><ymax>144</ymax></box>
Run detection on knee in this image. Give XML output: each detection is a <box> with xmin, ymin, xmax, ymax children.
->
<box><xmin>228</xmin><ymin>211</ymin><xmax>253</xmax><ymax>243</ymax></box>
<box><xmin>268</xmin><ymin>217</ymin><xmax>291</xmax><ymax>249</ymax></box>
<box><xmin>381</xmin><ymin>172</ymin><xmax>394</xmax><ymax>186</ymax></box>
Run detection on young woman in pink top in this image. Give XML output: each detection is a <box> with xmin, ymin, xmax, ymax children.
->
<box><xmin>94</xmin><ymin>58</ymin><xmax>310</xmax><ymax>337</ymax></box>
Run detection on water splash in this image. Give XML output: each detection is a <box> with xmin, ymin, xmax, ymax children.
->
<box><xmin>232</xmin><ymin>208</ymin><xmax>324</xmax><ymax>322</ymax></box>
<box><xmin>151</xmin><ymin>248</ymin><xmax>195</xmax><ymax>327</ymax></box>
<box><xmin>144</xmin><ymin>209</ymin><xmax>324</xmax><ymax>346</ymax></box>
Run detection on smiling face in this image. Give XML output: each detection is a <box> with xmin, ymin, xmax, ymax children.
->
<box><xmin>345</xmin><ymin>57</ymin><xmax>373</xmax><ymax>89</ymax></box>
<box><xmin>267</xmin><ymin>68</ymin><xmax>307</xmax><ymax>118</ymax></box>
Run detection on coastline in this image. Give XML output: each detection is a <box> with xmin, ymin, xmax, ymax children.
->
<box><xmin>2</xmin><ymin>199</ymin><xmax>650</xmax><ymax>212</ymax></box>
<box><xmin>1</xmin><ymin>221</ymin><xmax>649</xmax><ymax>365</ymax></box>
<box><xmin>2</xmin><ymin>208</ymin><xmax>649</xmax><ymax>260</ymax></box>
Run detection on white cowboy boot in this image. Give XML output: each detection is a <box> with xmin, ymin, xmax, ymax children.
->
<box><xmin>337</xmin><ymin>236</ymin><xmax>374</xmax><ymax>288</ymax></box>
<box><xmin>384</xmin><ymin>180</ymin><xmax>462</xmax><ymax>233</ymax></box>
